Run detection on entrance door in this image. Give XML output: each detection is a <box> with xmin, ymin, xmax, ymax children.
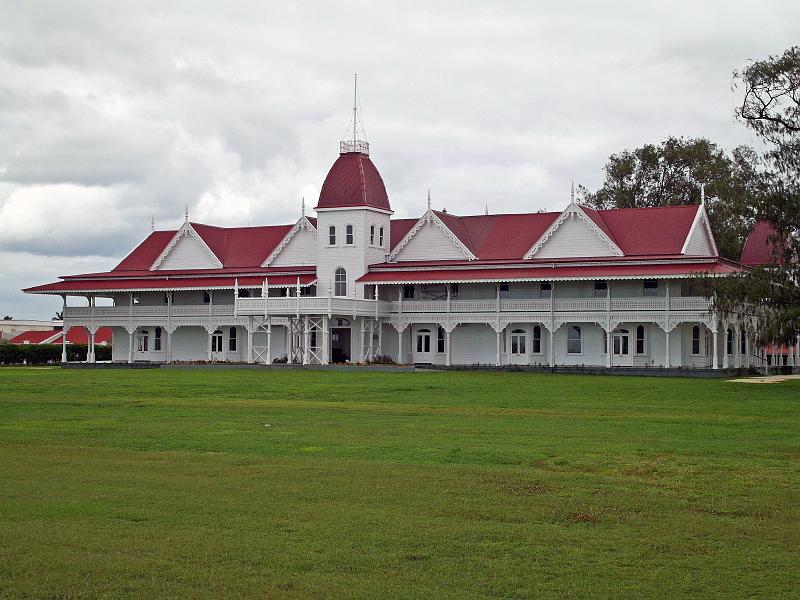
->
<box><xmin>136</xmin><ymin>329</ymin><xmax>150</xmax><ymax>360</ymax></box>
<box><xmin>211</xmin><ymin>329</ymin><xmax>224</xmax><ymax>360</ymax></box>
<box><xmin>612</xmin><ymin>329</ymin><xmax>632</xmax><ymax>366</ymax></box>
<box><xmin>509</xmin><ymin>328</ymin><xmax>529</xmax><ymax>365</ymax></box>
<box><xmin>415</xmin><ymin>328</ymin><xmax>433</xmax><ymax>363</ymax></box>
<box><xmin>331</xmin><ymin>328</ymin><xmax>351</xmax><ymax>363</ymax></box>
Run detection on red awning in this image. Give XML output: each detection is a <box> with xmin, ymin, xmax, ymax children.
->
<box><xmin>25</xmin><ymin>274</ymin><xmax>317</xmax><ymax>295</ymax></box>
<box><xmin>357</xmin><ymin>262</ymin><xmax>740</xmax><ymax>284</ymax></box>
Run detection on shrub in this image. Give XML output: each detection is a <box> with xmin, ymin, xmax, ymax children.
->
<box><xmin>0</xmin><ymin>344</ymin><xmax>112</xmax><ymax>365</ymax></box>
<box><xmin>369</xmin><ymin>354</ymin><xmax>396</xmax><ymax>365</ymax></box>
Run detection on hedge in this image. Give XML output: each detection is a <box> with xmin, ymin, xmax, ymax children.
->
<box><xmin>0</xmin><ymin>344</ymin><xmax>112</xmax><ymax>365</ymax></box>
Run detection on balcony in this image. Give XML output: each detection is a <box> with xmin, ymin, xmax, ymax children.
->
<box><xmin>63</xmin><ymin>296</ymin><xmax>711</xmax><ymax>323</ymax></box>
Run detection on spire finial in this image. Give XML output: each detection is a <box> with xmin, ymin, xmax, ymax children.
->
<box><xmin>570</xmin><ymin>180</ymin><xmax>575</xmax><ymax>205</ymax></box>
<box><xmin>427</xmin><ymin>189</ymin><xmax>431</xmax><ymax>212</ymax></box>
<box><xmin>301</xmin><ymin>196</ymin><xmax>306</xmax><ymax>218</ymax></box>
<box><xmin>184</xmin><ymin>204</ymin><xmax>189</xmax><ymax>223</ymax></box>
<box><xmin>485</xmin><ymin>204</ymin><xmax>489</xmax><ymax>216</ymax></box>
<box><xmin>700</xmin><ymin>182</ymin><xmax>706</xmax><ymax>206</ymax></box>
<box><xmin>340</xmin><ymin>74</ymin><xmax>369</xmax><ymax>154</ymax></box>
<box><xmin>151</xmin><ymin>215</ymin><xmax>155</xmax><ymax>232</ymax></box>
<box><xmin>353</xmin><ymin>73</ymin><xmax>358</xmax><ymax>146</ymax></box>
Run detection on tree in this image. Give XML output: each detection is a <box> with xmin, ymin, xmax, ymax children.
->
<box><xmin>53</xmin><ymin>311</ymin><xmax>63</xmax><ymax>321</ymax></box>
<box><xmin>710</xmin><ymin>46</ymin><xmax>800</xmax><ymax>346</ymax></box>
<box><xmin>581</xmin><ymin>137</ymin><xmax>762</xmax><ymax>260</ymax></box>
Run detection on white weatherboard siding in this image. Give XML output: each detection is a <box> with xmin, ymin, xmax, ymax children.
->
<box><xmin>394</xmin><ymin>221</ymin><xmax>468</xmax><ymax>262</ymax></box>
<box><xmin>157</xmin><ymin>233</ymin><xmax>219</xmax><ymax>270</ymax></box>
<box><xmin>535</xmin><ymin>217</ymin><xmax>615</xmax><ymax>259</ymax></box>
<box><xmin>684</xmin><ymin>220</ymin><xmax>715</xmax><ymax>256</ymax></box>
<box><xmin>270</xmin><ymin>228</ymin><xmax>318</xmax><ymax>267</ymax></box>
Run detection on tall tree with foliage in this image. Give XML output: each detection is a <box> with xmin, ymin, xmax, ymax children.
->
<box><xmin>710</xmin><ymin>46</ymin><xmax>800</xmax><ymax>346</ymax></box>
<box><xmin>581</xmin><ymin>137</ymin><xmax>762</xmax><ymax>260</ymax></box>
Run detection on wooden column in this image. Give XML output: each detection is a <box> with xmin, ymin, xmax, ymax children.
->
<box><xmin>128</xmin><ymin>329</ymin><xmax>134</xmax><ymax>364</ymax></box>
<box><xmin>711</xmin><ymin>322</ymin><xmax>719</xmax><ymax>370</ymax></box>
<box><xmin>247</xmin><ymin>318</ymin><xmax>253</xmax><ymax>364</ymax></box>
<box><xmin>495</xmin><ymin>328</ymin><xmax>501</xmax><ymax>367</ymax></box>
<box><xmin>398</xmin><ymin>327</ymin><xmax>404</xmax><ymax>364</ymax></box>
<box><xmin>445</xmin><ymin>328</ymin><xmax>451</xmax><ymax>367</ymax></box>
<box><xmin>722</xmin><ymin>323</ymin><xmax>729</xmax><ymax>369</ymax></box>
<box><xmin>664</xmin><ymin>328</ymin><xmax>670</xmax><ymax>368</ymax></box>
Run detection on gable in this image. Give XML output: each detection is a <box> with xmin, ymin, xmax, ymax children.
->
<box><xmin>682</xmin><ymin>213</ymin><xmax>716</xmax><ymax>256</ymax></box>
<box><xmin>394</xmin><ymin>220</ymin><xmax>471</xmax><ymax>262</ymax></box>
<box><xmin>268</xmin><ymin>227</ymin><xmax>318</xmax><ymax>267</ymax></box>
<box><xmin>534</xmin><ymin>214</ymin><xmax>620</xmax><ymax>259</ymax></box>
<box><xmin>155</xmin><ymin>229</ymin><xmax>221</xmax><ymax>270</ymax></box>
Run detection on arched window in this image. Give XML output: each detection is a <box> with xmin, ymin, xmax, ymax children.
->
<box><xmin>334</xmin><ymin>268</ymin><xmax>347</xmax><ymax>297</ymax></box>
<box><xmin>510</xmin><ymin>329</ymin><xmax>526</xmax><ymax>355</ymax></box>
<box><xmin>370</xmin><ymin>225</ymin><xmax>375</xmax><ymax>245</ymax></box>
<box><xmin>346</xmin><ymin>224</ymin><xmax>354</xmax><ymax>245</ymax></box>
<box><xmin>437</xmin><ymin>327</ymin><xmax>445</xmax><ymax>353</ymax></box>
<box><xmin>379</xmin><ymin>226</ymin><xmax>384</xmax><ymax>247</ymax></box>
<box><xmin>154</xmin><ymin>327</ymin><xmax>162</xmax><ymax>351</ymax></box>
<box><xmin>635</xmin><ymin>325</ymin><xmax>645</xmax><ymax>355</ymax></box>
<box><xmin>328</xmin><ymin>225</ymin><xmax>336</xmax><ymax>246</ymax></box>
<box><xmin>532</xmin><ymin>325</ymin><xmax>542</xmax><ymax>354</ymax></box>
<box><xmin>726</xmin><ymin>328</ymin><xmax>733</xmax><ymax>355</ymax></box>
<box><xmin>229</xmin><ymin>327</ymin><xmax>237</xmax><ymax>352</ymax></box>
<box><xmin>692</xmin><ymin>325</ymin><xmax>701</xmax><ymax>355</ymax></box>
<box><xmin>740</xmin><ymin>328</ymin><xmax>747</xmax><ymax>355</ymax></box>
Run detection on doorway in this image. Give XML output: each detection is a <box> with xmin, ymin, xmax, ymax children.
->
<box><xmin>415</xmin><ymin>328</ymin><xmax>433</xmax><ymax>363</ymax></box>
<box><xmin>331</xmin><ymin>328</ymin><xmax>351</xmax><ymax>363</ymax></box>
<box><xmin>612</xmin><ymin>329</ymin><xmax>632</xmax><ymax>366</ymax></box>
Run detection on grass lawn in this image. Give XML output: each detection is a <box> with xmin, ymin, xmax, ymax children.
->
<box><xmin>0</xmin><ymin>368</ymin><xmax>798</xmax><ymax>599</ymax></box>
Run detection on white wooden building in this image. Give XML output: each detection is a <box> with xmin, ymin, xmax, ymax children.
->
<box><xmin>25</xmin><ymin>136</ymin><xmax>792</xmax><ymax>370</ymax></box>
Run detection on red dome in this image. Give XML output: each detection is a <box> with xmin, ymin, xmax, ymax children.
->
<box><xmin>316</xmin><ymin>151</ymin><xmax>391</xmax><ymax>211</ymax></box>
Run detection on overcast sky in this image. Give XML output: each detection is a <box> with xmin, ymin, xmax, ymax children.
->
<box><xmin>1</xmin><ymin>1</ymin><xmax>798</xmax><ymax>319</ymax></box>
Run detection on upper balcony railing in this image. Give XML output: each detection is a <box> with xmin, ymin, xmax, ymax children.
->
<box><xmin>63</xmin><ymin>296</ymin><xmax>711</xmax><ymax>321</ymax></box>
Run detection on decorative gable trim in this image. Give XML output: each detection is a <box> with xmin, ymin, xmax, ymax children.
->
<box><xmin>150</xmin><ymin>222</ymin><xmax>223</xmax><ymax>270</ymax></box>
<box><xmin>262</xmin><ymin>216</ymin><xmax>317</xmax><ymax>267</ymax></box>
<box><xmin>388</xmin><ymin>210</ymin><xmax>476</xmax><ymax>262</ymax></box>
<box><xmin>680</xmin><ymin>205</ymin><xmax>718</xmax><ymax>256</ymax></box>
<box><xmin>524</xmin><ymin>203</ymin><xmax>624</xmax><ymax>259</ymax></box>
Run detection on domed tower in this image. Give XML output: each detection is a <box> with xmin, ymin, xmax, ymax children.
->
<box><xmin>315</xmin><ymin>78</ymin><xmax>392</xmax><ymax>300</ymax></box>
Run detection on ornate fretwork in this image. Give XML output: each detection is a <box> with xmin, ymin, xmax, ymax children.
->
<box><xmin>149</xmin><ymin>222</ymin><xmax>223</xmax><ymax>270</ymax></box>
<box><xmin>262</xmin><ymin>216</ymin><xmax>318</xmax><ymax>267</ymax></box>
<box><xmin>524</xmin><ymin>203</ymin><xmax>624</xmax><ymax>259</ymax></box>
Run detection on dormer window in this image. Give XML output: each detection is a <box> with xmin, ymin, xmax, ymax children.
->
<box><xmin>328</xmin><ymin>225</ymin><xmax>336</xmax><ymax>246</ymax></box>
<box><xmin>379</xmin><ymin>226</ymin><xmax>384</xmax><ymax>247</ymax></box>
<box><xmin>346</xmin><ymin>224</ymin><xmax>354</xmax><ymax>245</ymax></box>
<box><xmin>370</xmin><ymin>225</ymin><xmax>375</xmax><ymax>245</ymax></box>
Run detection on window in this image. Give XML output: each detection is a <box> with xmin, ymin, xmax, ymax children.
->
<box><xmin>334</xmin><ymin>268</ymin><xmax>347</xmax><ymax>297</ymax></box>
<box><xmin>300</xmin><ymin>285</ymin><xmax>316</xmax><ymax>297</ymax></box>
<box><xmin>532</xmin><ymin>326</ymin><xmax>542</xmax><ymax>354</ymax></box>
<box><xmin>540</xmin><ymin>282</ymin><xmax>552</xmax><ymax>299</ymax></box>
<box><xmin>379</xmin><ymin>226</ymin><xmax>384</xmax><ymax>247</ymax></box>
<box><xmin>643</xmin><ymin>280</ymin><xmax>659</xmax><ymax>297</ymax></box>
<box><xmin>203</xmin><ymin>291</ymin><xmax>210</xmax><ymax>304</ymax></box>
<box><xmin>346</xmin><ymin>224</ymin><xmax>354</xmax><ymax>245</ymax></box>
<box><xmin>237</xmin><ymin>288</ymin><xmax>251</xmax><ymax>298</ymax></box>
<box><xmin>229</xmin><ymin>327</ymin><xmax>237</xmax><ymax>352</ymax></box>
<box><xmin>211</xmin><ymin>330</ymin><xmax>223</xmax><ymax>352</ymax></box>
<box><xmin>499</xmin><ymin>284</ymin><xmax>510</xmax><ymax>299</ymax></box>
<box><xmin>511</xmin><ymin>329</ymin><xmax>526</xmax><ymax>355</ymax></box>
<box><xmin>692</xmin><ymin>326</ymin><xmax>701</xmax><ymax>355</ymax></box>
<box><xmin>437</xmin><ymin>327</ymin><xmax>445</xmax><ymax>353</ymax></box>
<box><xmin>635</xmin><ymin>325</ymin><xmax>646</xmax><ymax>355</ymax></box>
<box><xmin>740</xmin><ymin>329</ymin><xmax>747</xmax><ymax>355</ymax></box>
<box><xmin>450</xmin><ymin>283</ymin><xmax>459</xmax><ymax>299</ymax></box>
<box><xmin>594</xmin><ymin>280</ymin><xmax>608</xmax><ymax>297</ymax></box>
<box><xmin>154</xmin><ymin>327</ymin><xmax>162</xmax><ymax>351</ymax></box>
<box><xmin>370</xmin><ymin>225</ymin><xmax>375</xmax><ymax>245</ymax></box>
<box><xmin>364</xmin><ymin>285</ymin><xmax>376</xmax><ymax>300</ymax></box>
<box><xmin>602</xmin><ymin>330</ymin><xmax>608</xmax><ymax>354</ymax></box>
<box><xmin>328</xmin><ymin>225</ymin><xmax>336</xmax><ymax>246</ymax></box>
<box><xmin>403</xmin><ymin>285</ymin><xmax>415</xmax><ymax>299</ymax></box>
<box><xmin>567</xmin><ymin>326</ymin><xmax>582</xmax><ymax>354</ymax></box>
<box><xmin>726</xmin><ymin>328</ymin><xmax>733</xmax><ymax>355</ymax></box>
<box><xmin>416</xmin><ymin>328</ymin><xmax>431</xmax><ymax>353</ymax></box>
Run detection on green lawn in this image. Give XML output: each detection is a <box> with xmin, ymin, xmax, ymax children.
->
<box><xmin>0</xmin><ymin>368</ymin><xmax>798</xmax><ymax>599</ymax></box>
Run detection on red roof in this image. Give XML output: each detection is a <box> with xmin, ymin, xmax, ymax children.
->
<box><xmin>24</xmin><ymin>274</ymin><xmax>317</xmax><ymax>294</ymax></box>
<box><xmin>740</xmin><ymin>220</ymin><xmax>785</xmax><ymax>266</ymax></box>
<box><xmin>115</xmin><ymin>223</ymin><xmax>294</xmax><ymax>271</ymax></box>
<box><xmin>358</xmin><ymin>259</ymin><xmax>739</xmax><ymax>284</ymax></box>
<box><xmin>9</xmin><ymin>327</ymin><xmax>113</xmax><ymax>345</ymax></box>
<box><xmin>411</xmin><ymin>205</ymin><xmax>702</xmax><ymax>261</ymax></box>
<box><xmin>9</xmin><ymin>329</ymin><xmax>61</xmax><ymax>344</ymax></box>
<box><xmin>316</xmin><ymin>152</ymin><xmax>391</xmax><ymax>211</ymax></box>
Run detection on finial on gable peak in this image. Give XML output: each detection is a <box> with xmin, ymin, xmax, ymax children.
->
<box><xmin>485</xmin><ymin>204</ymin><xmax>489</xmax><ymax>216</ymax></box>
<box><xmin>151</xmin><ymin>216</ymin><xmax>155</xmax><ymax>232</ymax></box>
<box><xmin>570</xmin><ymin>180</ymin><xmax>575</xmax><ymax>205</ymax></box>
<box><xmin>700</xmin><ymin>182</ymin><xmax>706</xmax><ymax>206</ymax></box>
<box><xmin>184</xmin><ymin>204</ymin><xmax>189</xmax><ymax>223</ymax></box>
<box><xmin>427</xmin><ymin>189</ymin><xmax>431</xmax><ymax>212</ymax></box>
